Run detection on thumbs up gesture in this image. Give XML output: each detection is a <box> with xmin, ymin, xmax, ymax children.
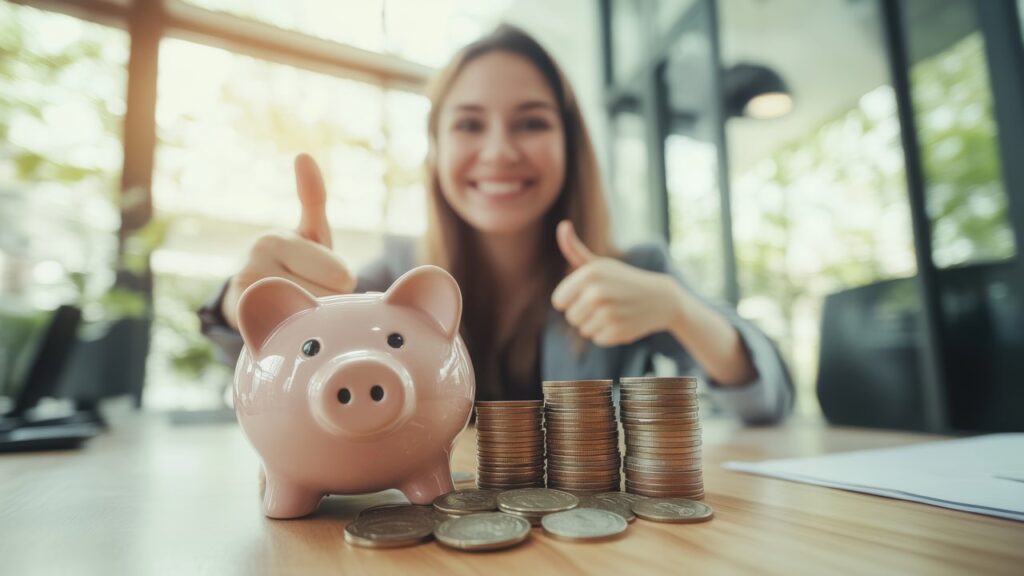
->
<box><xmin>221</xmin><ymin>154</ymin><xmax>357</xmax><ymax>329</ymax></box>
<box><xmin>551</xmin><ymin>220</ymin><xmax>682</xmax><ymax>347</ymax></box>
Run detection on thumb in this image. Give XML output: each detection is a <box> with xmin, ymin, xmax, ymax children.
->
<box><xmin>557</xmin><ymin>219</ymin><xmax>596</xmax><ymax>269</ymax></box>
<box><xmin>294</xmin><ymin>153</ymin><xmax>333</xmax><ymax>249</ymax></box>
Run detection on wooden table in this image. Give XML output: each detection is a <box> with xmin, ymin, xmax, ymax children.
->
<box><xmin>1</xmin><ymin>413</ymin><xmax>1021</xmax><ymax>576</ymax></box>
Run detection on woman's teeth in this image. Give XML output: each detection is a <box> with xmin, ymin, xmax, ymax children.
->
<box><xmin>475</xmin><ymin>180</ymin><xmax>528</xmax><ymax>196</ymax></box>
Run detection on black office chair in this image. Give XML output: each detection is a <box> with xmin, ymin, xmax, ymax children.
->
<box><xmin>816</xmin><ymin>277</ymin><xmax>928</xmax><ymax>430</ymax></box>
<box><xmin>0</xmin><ymin>304</ymin><xmax>99</xmax><ymax>451</ymax></box>
<box><xmin>816</xmin><ymin>262</ymin><xmax>1024</xmax><ymax>433</ymax></box>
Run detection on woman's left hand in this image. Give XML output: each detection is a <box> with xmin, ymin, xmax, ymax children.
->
<box><xmin>551</xmin><ymin>220</ymin><xmax>683</xmax><ymax>347</ymax></box>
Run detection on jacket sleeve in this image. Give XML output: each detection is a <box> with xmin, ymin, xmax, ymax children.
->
<box><xmin>626</xmin><ymin>243</ymin><xmax>795</xmax><ymax>424</ymax></box>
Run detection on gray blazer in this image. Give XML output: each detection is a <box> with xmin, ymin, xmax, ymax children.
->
<box><xmin>201</xmin><ymin>236</ymin><xmax>794</xmax><ymax>424</ymax></box>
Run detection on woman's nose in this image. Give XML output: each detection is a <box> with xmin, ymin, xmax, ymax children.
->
<box><xmin>478</xmin><ymin>127</ymin><xmax>521</xmax><ymax>163</ymax></box>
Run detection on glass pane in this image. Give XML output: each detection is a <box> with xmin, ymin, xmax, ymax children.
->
<box><xmin>903</xmin><ymin>8</ymin><xmax>1016</xmax><ymax>267</ymax></box>
<box><xmin>0</xmin><ymin>2</ymin><xmax>128</xmax><ymax>311</ymax></box>
<box><xmin>1019</xmin><ymin>0</ymin><xmax>1024</xmax><ymax>44</ymax></box>
<box><xmin>149</xmin><ymin>38</ymin><xmax>424</xmax><ymax>408</ymax></box>
<box><xmin>154</xmin><ymin>39</ymin><xmax>387</xmax><ymax>232</ymax></box>
<box><xmin>382</xmin><ymin>89</ymin><xmax>429</xmax><ymax>235</ymax></box>
<box><xmin>0</xmin><ymin>2</ymin><xmax>128</xmax><ymax>408</ymax></box>
<box><xmin>181</xmin><ymin>0</ymin><xmax>386</xmax><ymax>51</ymax></box>
<box><xmin>662</xmin><ymin>10</ymin><xmax>727</xmax><ymax>302</ymax></box>
<box><xmin>665</xmin><ymin>135</ymin><xmax>724</xmax><ymax>300</ymax></box>
<box><xmin>724</xmin><ymin>0</ymin><xmax>917</xmax><ymax>417</ymax></box>
<box><xmin>384</xmin><ymin>0</ymin><xmax>508</xmax><ymax>67</ymax></box>
<box><xmin>901</xmin><ymin>0</ymin><xmax>1022</xmax><ymax>432</ymax></box>
<box><xmin>180</xmin><ymin>0</ymin><xmax>512</xmax><ymax>66</ymax></box>
<box><xmin>609</xmin><ymin>111</ymin><xmax>651</xmax><ymax>247</ymax></box>
<box><xmin>612</xmin><ymin>0</ymin><xmax>646</xmax><ymax>84</ymax></box>
<box><xmin>655</xmin><ymin>0</ymin><xmax>697</xmax><ymax>40</ymax></box>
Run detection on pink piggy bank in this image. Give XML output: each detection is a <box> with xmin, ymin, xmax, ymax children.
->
<box><xmin>233</xmin><ymin>265</ymin><xmax>475</xmax><ymax>519</ymax></box>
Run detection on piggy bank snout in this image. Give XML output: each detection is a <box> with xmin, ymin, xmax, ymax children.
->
<box><xmin>308</xmin><ymin>352</ymin><xmax>414</xmax><ymax>438</ymax></box>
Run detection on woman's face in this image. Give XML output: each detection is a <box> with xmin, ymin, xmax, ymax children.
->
<box><xmin>436</xmin><ymin>51</ymin><xmax>566</xmax><ymax>237</ymax></box>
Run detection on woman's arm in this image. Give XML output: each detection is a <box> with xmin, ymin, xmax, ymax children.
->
<box><xmin>662</xmin><ymin>277</ymin><xmax>757</xmax><ymax>386</ymax></box>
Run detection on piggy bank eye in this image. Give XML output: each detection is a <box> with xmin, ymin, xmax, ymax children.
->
<box><xmin>301</xmin><ymin>339</ymin><xmax>321</xmax><ymax>357</ymax></box>
<box><xmin>387</xmin><ymin>333</ymin><xmax>404</xmax><ymax>349</ymax></box>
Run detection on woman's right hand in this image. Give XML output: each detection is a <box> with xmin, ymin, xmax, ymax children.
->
<box><xmin>220</xmin><ymin>154</ymin><xmax>357</xmax><ymax>329</ymax></box>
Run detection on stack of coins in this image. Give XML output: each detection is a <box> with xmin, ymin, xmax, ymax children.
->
<box><xmin>620</xmin><ymin>376</ymin><xmax>703</xmax><ymax>499</ymax></box>
<box><xmin>543</xmin><ymin>380</ymin><xmax>621</xmax><ymax>494</ymax></box>
<box><xmin>474</xmin><ymin>400</ymin><xmax>545</xmax><ymax>490</ymax></box>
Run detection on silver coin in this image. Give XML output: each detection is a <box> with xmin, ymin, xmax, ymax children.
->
<box><xmin>541</xmin><ymin>508</ymin><xmax>629</xmax><ymax>541</ymax></box>
<box><xmin>497</xmin><ymin>487</ymin><xmax>579</xmax><ymax>514</ymax></box>
<box><xmin>434</xmin><ymin>512</ymin><xmax>532</xmax><ymax>551</ymax></box>
<box><xmin>432</xmin><ymin>489</ymin><xmax>500</xmax><ymax>515</ymax></box>
<box><xmin>344</xmin><ymin>512</ymin><xmax>437</xmax><ymax>548</ymax></box>
<box><xmin>577</xmin><ymin>494</ymin><xmax>638</xmax><ymax>522</ymax></box>
<box><xmin>631</xmin><ymin>497</ymin><xmax>714</xmax><ymax>523</ymax></box>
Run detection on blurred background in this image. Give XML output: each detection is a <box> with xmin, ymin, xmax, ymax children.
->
<box><xmin>1</xmin><ymin>0</ymin><xmax>1021</xmax><ymax>433</ymax></box>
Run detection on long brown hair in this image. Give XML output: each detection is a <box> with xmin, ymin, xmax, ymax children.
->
<box><xmin>422</xmin><ymin>25</ymin><xmax>614</xmax><ymax>400</ymax></box>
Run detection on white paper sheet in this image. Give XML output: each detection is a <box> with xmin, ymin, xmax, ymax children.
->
<box><xmin>722</xmin><ymin>433</ymin><xmax>1024</xmax><ymax>522</ymax></box>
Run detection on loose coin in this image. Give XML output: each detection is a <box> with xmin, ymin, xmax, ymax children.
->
<box><xmin>344</xmin><ymin>512</ymin><xmax>437</xmax><ymax>548</ymax></box>
<box><xmin>631</xmin><ymin>498</ymin><xmax>714</xmax><ymax>523</ymax></box>
<box><xmin>434</xmin><ymin>512</ymin><xmax>532</xmax><ymax>551</ymax></box>
<box><xmin>576</xmin><ymin>494</ymin><xmax>637</xmax><ymax>523</ymax></box>
<box><xmin>497</xmin><ymin>487</ymin><xmax>579</xmax><ymax>515</ymax></box>
<box><xmin>432</xmin><ymin>489</ymin><xmax>500</xmax><ymax>515</ymax></box>
<box><xmin>541</xmin><ymin>507</ymin><xmax>629</xmax><ymax>541</ymax></box>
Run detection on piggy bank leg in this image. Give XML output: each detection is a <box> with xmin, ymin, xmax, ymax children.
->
<box><xmin>398</xmin><ymin>454</ymin><xmax>455</xmax><ymax>505</ymax></box>
<box><xmin>263</xmin><ymin>472</ymin><xmax>322</xmax><ymax>519</ymax></box>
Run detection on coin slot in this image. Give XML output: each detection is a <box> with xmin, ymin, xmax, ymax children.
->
<box><xmin>338</xmin><ymin>388</ymin><xmax>352</xmax><ymax>404</ymax></box>
<box><xmin>370</xmin><ymin>385</ymin><xmax>385</xmax><ymax>402</ymax></box>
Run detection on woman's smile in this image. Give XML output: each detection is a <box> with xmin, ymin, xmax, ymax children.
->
<box><xmin>468</xmin><ymin>177</ymin><xmax>538</xmax><ymax>200</ymax></box>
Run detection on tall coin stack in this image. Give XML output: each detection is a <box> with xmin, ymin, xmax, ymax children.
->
<box><xmin>474</xmin><ymin>400</ymin><xmax>546</xmax><ymax>490</ymax></box>
<box><xmin>543</xmin><ymin>380</ymin><xmax>622</xmax><ymax>494</ymax></box>
<box><xmin>620</xmin><ymin>376</ymin><xmax>703</xmax><ymax>499</ymax></box>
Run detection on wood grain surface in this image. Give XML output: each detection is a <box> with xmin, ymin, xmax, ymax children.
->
<box><xmin>1</xmin><ymin>413</ymin><xmax>1020</xmax><ymax>576</ymax></box>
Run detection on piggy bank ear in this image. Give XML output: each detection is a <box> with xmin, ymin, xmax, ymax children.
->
<box><xmin>384</xmin><ymin>265</ymin><xmax>462</xmax><ymax>339</ymax></box>
<box><xmin>237</xmin><ymin>277</ymin><xmax>318</xmax><ymax>353</ymax></box>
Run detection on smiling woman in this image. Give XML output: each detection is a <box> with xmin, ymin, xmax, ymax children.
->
<box><xmin>204</xmin><ymin>25</ymin><xmax>794</xmax><ymax>424</ymax></box>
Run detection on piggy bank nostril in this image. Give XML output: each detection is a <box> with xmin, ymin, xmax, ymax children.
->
<box><xmin>370</xmin><ymin>385</ymin><xmax>385</xmax><ymax>402</ymax></box>
<box><xmin>338</xmin><ymin>388</ymin><xmax>352</xmax><ymax>404</ymax></box>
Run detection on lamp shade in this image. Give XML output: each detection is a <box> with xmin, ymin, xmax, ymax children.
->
<box><xmin>723</xmin><ymin>63</ymin><xmax>793</xmax><ymax>119</ymax></box>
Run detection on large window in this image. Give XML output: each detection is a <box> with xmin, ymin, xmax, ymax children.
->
<box><xmin>907</xmin><ymin>31</ymin><xmax>1015</xmax><ymax>268</ymax></box>
<box><xmin>147</xmin><ymin>38</ymin><xmax>430</xmax><ymax>406</ymax></box>
<box><xmin>0</xmin><ymin>2</ymin><xmax>129</xmax><ymax>404</ymax></box>
<box><xmin>601</xmin><ymin>0</ymin><xmax>1024</xmax><ymax>430</ymax></box>
<box><xmin>0</xmin><ymin>2</ymin><xmax>129</xmax><ymax>310</ymax></box>
<box><xmin>2</xmin><ymin>0</ymin><xmax>602</xmax><ymax>412</ymax></box>
<box><xmin>0</xmin><ymin>0</ymin><xmax>602</xmax><ymax>412</ymax></box>
<box><xmin>182</xmin><ymin>0</ymin><xmax>509</xmax><ymax>67</ymax></box>
<box><xmin>717</xmin><ymin>0</ymin><xmax>919</xmax><ymax>416</ymax></box>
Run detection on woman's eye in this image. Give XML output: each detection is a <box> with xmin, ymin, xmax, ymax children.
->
<box><xmin>301</xmin><ymin>339</ymin><xmax>320</xmax><ymax>357</ymax></box>
<box><xmin>515</xmin><ymin>117</ymin><xmax>551</xmax><ymax>131</ymax></box>
<box><xmin>387</xmin><ymin>333</ymin><xmax>404</xmax><ymax>349</ymax></box>
<box><xmin>453</xmin><ymin>118</ymin><xmax>483</xmax><ymax>132</ymax></box>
